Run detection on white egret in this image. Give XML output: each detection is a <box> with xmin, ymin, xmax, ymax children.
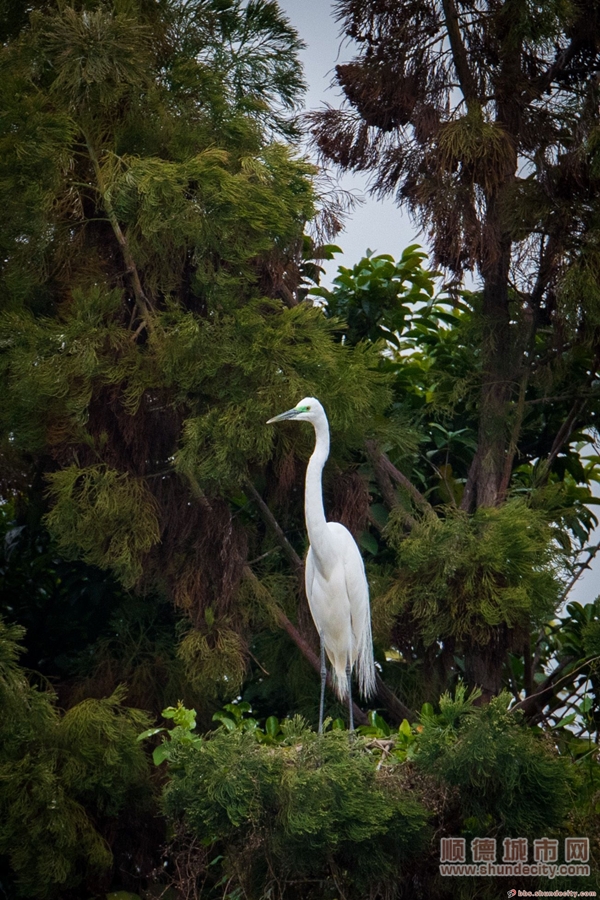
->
<box><xmin>267</xmin><ymin>397</ymin><xmax>375</xmax><ymax>731</ymax></box>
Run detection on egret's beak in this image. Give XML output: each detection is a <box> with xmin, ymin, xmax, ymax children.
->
<box><xmin>267</xmin><ymin>407</ymin><xmax>300</xmax><ymax>425</ymax></box>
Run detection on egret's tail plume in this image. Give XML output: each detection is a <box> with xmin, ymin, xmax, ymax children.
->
<box><xmin>331</xmin><ymin>620</ymin><xmax>376</xmax><ymax>702</ymax></box>
<box><xmin>356</xmin><ymin>614</ymin><xmax>376</xmax><ymax>700</ymax></box>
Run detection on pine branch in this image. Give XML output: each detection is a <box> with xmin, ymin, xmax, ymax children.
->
<box><xmin>83</xmin><ymin>132</ymin><xmax>154</xmax><ymax>331</ymax></box>
<box><xmin>243</xmin><ymin>478</ymin><xmax>304</xmax><ymax>575</ymax></box>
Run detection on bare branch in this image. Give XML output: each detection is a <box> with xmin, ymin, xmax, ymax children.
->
<box><xmin>558</xmin><ymin>542</ymin><xmax>600</xmax><ymax>606</ymax></box>
<box><xmin>441</xmin><ymin>0</ymin><xmax>479</xmax><ymax>108</ymax></box>
<box><xmin>365</xmin><ymin>440</ymin><xmax>401</xmax><ymax>511</ymax></box>
<box><xmin>244</xmin><ymin>478</ymin><xmax>304</xmax><ymax>575</ymax></box>
<box><xmin>374</xmin><ymin>673</ymin><xmax>417</xmax><ymax>724</ymax></box>
<box><xmin>537</xmin><ymin>398</ymin><xmax>584</xmax><ymax>481</ymax></box>
<box><xmin>365</xmin><ymin>440</ymin><xmax>432</xmax><ymax>517</ymax></box>
<box><xmin>526</xmin><ymin>37</ymin><xmax>584</xmax><ymax>102</ymax></box>
<box><xmin>511</xmin><ymin>655</ymin><xmax>600</xmax><ymax>719</ymax></box>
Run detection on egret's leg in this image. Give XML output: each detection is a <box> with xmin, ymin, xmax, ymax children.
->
<box><xmin>318</xmin><ymin>631</ymin><xmax>326</xmax><ymax>735</ymax></box>
<box><xmin>346</xmin><ymin>660</ymin><xmax>354</xmax><ymax>732</ymax></box>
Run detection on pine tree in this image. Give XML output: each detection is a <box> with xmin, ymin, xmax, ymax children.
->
<box><xmin>0</xmin><ymin>0</ymin><xmax>395</xmax><ymax>708</ymax></box>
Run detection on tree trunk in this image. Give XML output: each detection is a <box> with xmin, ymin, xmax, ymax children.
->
<box><xmin>463</xmin><ymin>199</ymin><xmax>514</xmax><ymax>694</ymax></box>
<box><xmin>465</xmin><ymin>207</ymin><xmax>514</xmax><ymax>510</ymax></box>
<box><xmin>464</xmin><ymin>630</ymin><xmax>508</xmax><ymax>703</ymax></box>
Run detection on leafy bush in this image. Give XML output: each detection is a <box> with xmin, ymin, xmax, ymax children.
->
<box><xmin>149</xmin><ymin>693</ymin><xmax>587</xmax><ymax>899</ymax></box>
<box><xmin>156</xmin><ymin>709</ymin><xmax>431</xmax><ymax>899</ymax></box>
<box><xmin>0</xmin><ymin>618</ymin><xmax>153</xmax><ymax>898</ymax></box>
<box><xmin>416</xmin><ymin>687</ymin><xmax>576</xmax><ymax>836</ymax></box>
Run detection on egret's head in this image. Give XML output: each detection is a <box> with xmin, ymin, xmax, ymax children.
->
<box><xmin>267</xmin><ymin>396</ymin><xmax>325</xmax><ymax>425</ymax></box>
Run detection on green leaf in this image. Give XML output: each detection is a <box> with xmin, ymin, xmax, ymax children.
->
<box><xmin>152</xmin><ymin>743</ymin><xmax>171</xmax><ymax>765</ymax></box>
<box><xmin>399</xmin><ymin>718</ymin><xmax>412</xmax><ymax>738</ymax></box>
<box><xmin>212</xmin><ymin>712</ymin><xmax>237</xmax><ymax>732</ymax></box>
<box><xmin>265</xmin><ymin>715</ymin><xmax>280</xmax><ymax>738</ymax></box>
<box><xmin>359</xmin><ymin>531</ymin><xmax>379</xmax><ymax>555</ymax></box>
<box><xmin>137</xmin><ymin>727</ymin><xmax>165</xmax><ymax>742</ymax></box>
<box><xmin>553</xmin><ymin>713</ymin><xmax>576</xmax><ymax>729</ymax></box>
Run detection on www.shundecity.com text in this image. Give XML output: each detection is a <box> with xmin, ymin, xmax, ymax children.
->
<box><xmin>439</xmin><ymin>862</ymin><xmax>591</xmax><ymax>877</ymax></box>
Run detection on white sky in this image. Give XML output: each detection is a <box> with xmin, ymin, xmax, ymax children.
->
<box><xmin>278</xmin><ymin>0</ymin><xmax>600</xmax><ymax>607</ymax></box>
<box><xmin>278</xmin><ymin>0</ymin><xmax>419</xmax><ymax>284</ymax></box>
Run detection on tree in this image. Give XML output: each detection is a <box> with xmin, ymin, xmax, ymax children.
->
<box><xmin>310</xmin><ymin>0</ymin><xmax>600</xmax><ymax>694</ymax></box>
<box><xmin>0</xmin><ymin>1</ymin><xmax>396</xmax><ymax>893</ymax></box>
<box><xmin>0</xmin><ymin>618</ymin><xmax>152</xmax><ymax>898</ymax></box>
<box><xmin>2</xmin><ymin>2</ymin><xmax>600</xmax><ymax>895</ymax></box>
<box><xmin>310</xmin><ymin>249</ymin><xmax>600</xmax><ymax>717</ymax></box>
<box><xmin>0</xmin><ymin>0</ymin><xmax>392</xmax><ymax>704</ymax></box>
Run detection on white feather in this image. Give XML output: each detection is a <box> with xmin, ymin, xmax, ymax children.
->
<box><xmin>270</xmin><ymin>397</ymin><xmax>376</xmax><ymax>704</ymax></box>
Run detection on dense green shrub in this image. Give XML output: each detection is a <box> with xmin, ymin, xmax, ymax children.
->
<box><xmin>162</xmin><ymin>715</ymin><xmax>431</xmax><ymax>899</ymax></box>
<box><xmin>153</xmin><ymin>692</ymin><xmax>589</xmax><ymax>899</ymax></box>
<box><xmin>0</xmin><ymin>617</ymin><xmax>153</xmax><ymax>898</ymax></box>
<box><xmin>416</xmin><ymin>688</ymin><xmax>576</xmax><ymax>836</ymax></box>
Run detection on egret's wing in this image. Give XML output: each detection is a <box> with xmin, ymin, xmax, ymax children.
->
<box><xmin>328</xmin><ymin>523</ymin><xmax>376</xmax><ymax>699</ymax></box>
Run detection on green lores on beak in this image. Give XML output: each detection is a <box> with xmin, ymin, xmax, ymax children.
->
<box><xmin>267</xmin><ymin>405</ymin><xmax>307</xmax><ymax>424</ymax></box>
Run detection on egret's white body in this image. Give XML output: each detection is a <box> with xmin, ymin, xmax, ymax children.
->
<box><xmin>267</xmin><ymin>397</ymin><xmax>375</xmax><ymax>728</ymax></box>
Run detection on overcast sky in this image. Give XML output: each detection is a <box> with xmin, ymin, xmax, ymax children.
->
<box><xmin>278</xmin><ymin>0</ymin><xmax>419</xmax><ymax>284</ymax></box>
<box><xmin>278</xmin><ymin>0</ymin><xmax>600</xmax><ymax>608</ymax></box>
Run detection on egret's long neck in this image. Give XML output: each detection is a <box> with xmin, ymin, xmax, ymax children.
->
<box><xmin>304</xmin><ymin>415</ymin><xmax>330</xmax><ymax>558</ymax></box>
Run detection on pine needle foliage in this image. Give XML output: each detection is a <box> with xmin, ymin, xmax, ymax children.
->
<box><xmin>0</xmin><ymin>617</ymin><xmax>153</xmax><ymax>898</ymax></box>
<box><xmin>163</xmin><ymin>718</ymin><xmax>431</xmax><ymax>899</ymax></box>
<box><xmin>417</xmin><ymin>689</ymin><xmax>575</xmax><ymax>837</ymax></box>
<box><xmin>45</xmin><ymin>465</ymin><xmax>161</xmax><ymax>588</ymax></box>
<box><xmin>177</xmin><ymin>620</ymin><xmax>248</xmax><ymax>700</ymax></box>
<box><xmin>378</xmin><ymin>499</ymin><xmax>564</xmax><ymax>647</ymax></box>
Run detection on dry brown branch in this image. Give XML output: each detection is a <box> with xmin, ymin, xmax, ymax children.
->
<box><xmin>365</xmin><ymin>440</ymin><xmax>432</xmax><ymax>517</ymax></box>
<box><xmin>244</xmin><ymin>478</ymin><xmax>304</xmax><ymax>575</ymax></box>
